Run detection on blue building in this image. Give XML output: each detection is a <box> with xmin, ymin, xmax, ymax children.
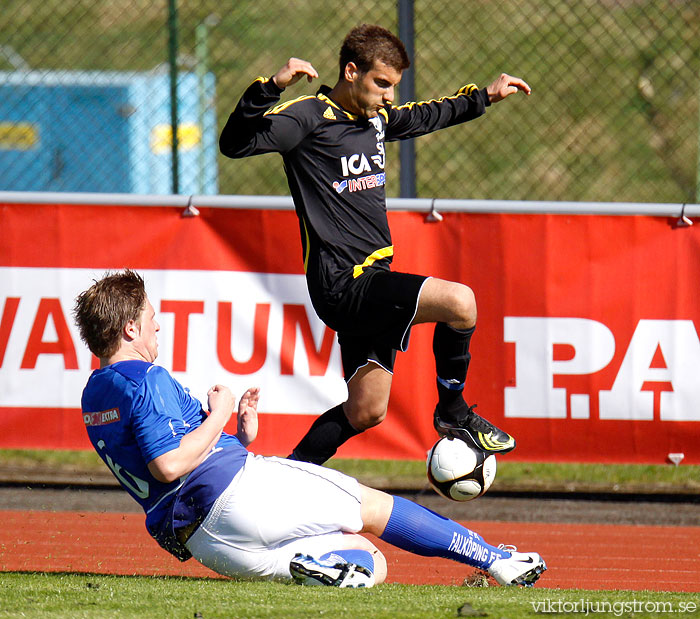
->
<box><xmin>0</xmin><ymin>70</ymin><xmax>217</xmax><ymax>194</ymax></box>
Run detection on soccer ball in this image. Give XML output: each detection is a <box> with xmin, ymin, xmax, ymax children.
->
<box><xmin>426</xmin><ymin>437</ymin><xmax>497</xmax><ymax>501</ymax></box>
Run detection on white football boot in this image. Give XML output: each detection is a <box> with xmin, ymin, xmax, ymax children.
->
<box><xmin>488</xmin><ymin>545</ymin><xmax>547</xmax><ymax>587</ymax></box>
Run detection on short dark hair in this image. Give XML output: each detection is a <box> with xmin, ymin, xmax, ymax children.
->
<box><xmin>73</xmin><ymin>269</ymin><xmax>146</xmax><ymax>359</ymax></box>
<box><xmin>339</xmin><ymin>23</ymin><xmax>410</xmax><ymax>78</ymax></box>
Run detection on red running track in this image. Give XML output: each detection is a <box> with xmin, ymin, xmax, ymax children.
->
<box><xmin>1</xmin><ymin>510</ymin><xmax>698</xmax><ymax>591</ymax></box>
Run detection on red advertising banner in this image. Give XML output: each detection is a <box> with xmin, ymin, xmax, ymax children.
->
<box><xmin>1</xmin><ymin>200</ymin><xmax>698</xmax><ymax>463</ymax></box>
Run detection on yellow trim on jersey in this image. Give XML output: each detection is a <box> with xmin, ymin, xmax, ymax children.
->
<box><xmin>457</xmin><ymin>84</ymin><xmax>479</xmax><ymax>96</ymax></box>
<box><xmin>265</xmin><ymin>95</ymin><xmax>317</xmax><ymax>116</ymax></box>
<box><xmin>394</xmin><ymin>84</ymin><xmax>479</xmax><ymax>110</ymax></box>
<box><xmin>317</xmin><ymin>93</ymin><xmax>357</xmax><ymax>120</ymax></box>
<box><xmin>378</xmin><ymin>108</ymin><xmax>389</xmax><ymax>122</ymax></box>
<box><xmin>353</xmin><ymin>246</ymin><xmax>394</xmax><ymax>278</ymax></box>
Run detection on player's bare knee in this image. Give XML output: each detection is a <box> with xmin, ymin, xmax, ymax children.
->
<box><xmin>363</xmin><ymin>406</ymin><xmax>387</xmax><ymax>428</ymax></box>
<box><xmin>351</xmin><ymin>406</ymin><xmax>386</xmax><ymax>430</ymax></box>
<box><xmin>347</xmin><ymin>403</ymin><xmax>387</xmax><ymax>430</ymax></box>
<box><xmin>448</xmin><ymin>284</ymin><xmax>476</xmax><ymax>328</ymax></box>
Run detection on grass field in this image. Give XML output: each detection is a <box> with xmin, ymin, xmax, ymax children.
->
<box><xmin>1</xmin><ymin>573</ymin><xmax>698</xmax><ymax>618</ymax></box>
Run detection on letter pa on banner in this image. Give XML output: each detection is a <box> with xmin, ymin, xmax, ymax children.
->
<box><xmin>1</xmin><ymin>201</ymin><xmax>698</xmax><ymax>463</ymax></box>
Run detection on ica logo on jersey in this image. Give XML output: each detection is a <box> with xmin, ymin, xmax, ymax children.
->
<box><xmin>339</xmin><ymin>152</ymin><xmax>385</xmax><ymax>178</ymax></box>
<box><xmin>335</xmin><ymin>150</ymin><xmax>386</xmax><ymax>194</ymax></box>
<box><xmin>340</xmin><ymin>153</ymin><xmax>371</xmax><ymax>177</ymax></box>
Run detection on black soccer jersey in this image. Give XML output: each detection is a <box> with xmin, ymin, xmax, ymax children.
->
<box><xmin>220</xmin><ymin>77</ymin><xmax>490</xmax><ymax>322</ymax></box>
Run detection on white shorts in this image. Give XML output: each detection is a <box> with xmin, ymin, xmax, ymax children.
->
<box><xmin>185</xmin><ymin>453</ymin><xmax>363</xmax><ymax>580</ymax></box>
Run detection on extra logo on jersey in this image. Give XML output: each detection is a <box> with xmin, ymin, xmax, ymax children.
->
<box><xmin>83</xmin><ymin>408</ymin><xmax>121</xmax><ymax>426</ymax></box>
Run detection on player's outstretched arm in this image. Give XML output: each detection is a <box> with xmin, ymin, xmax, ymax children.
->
<box><xmin>486</xmin><ymin>73</ymin><xmax>531</xmax><ymax>103</ymax></box>
<box><xmin>219</xmin><ymin>58</ymin><xmax>318</xmax><ymax>159</ymax></box>
<box><xmin>236</xmin><ymin>387</ymin><xmax>260</xmax><ymax>447</ymax></box>
<box><xmin>272</xmin><ymin>57</ymin><xmax>318</xmax><ymax>89</ymax></box>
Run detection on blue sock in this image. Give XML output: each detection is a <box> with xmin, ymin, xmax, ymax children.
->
<box><xmin>319</xmin><ymin>549</ymin><xmax>374</xmax><ymax>574</ymax></box>
<box><xmin>379</xmin><ymin>496</ymin><xmax>509</xmax><ymax>570</ymax></box>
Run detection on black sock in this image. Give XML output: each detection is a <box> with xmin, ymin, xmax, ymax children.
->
<box><xmin>288</xmin><ymin>404</ymin><xmax>361</xmax><ymax>465</ymax></box>
<box><xmin>433</xmin><ymin>323</ymin><xmax>475</xmax><ymax>423</ymax></box>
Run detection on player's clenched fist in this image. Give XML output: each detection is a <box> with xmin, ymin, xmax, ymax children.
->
<box><xmin>207</xmin><ymin>384</ymin><xmax>235</xmax><ymax>423</ymax></box>
<box><xmin>272</xmin><ymin>57</ymin><xmax>319</xmax><ymax>89</ymax></box>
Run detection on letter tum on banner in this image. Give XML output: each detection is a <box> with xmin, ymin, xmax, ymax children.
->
<box><xmin>504</xmin><ymin>317</ymin><xmax>615</xmax><ymax>418</ymax></box>
<box><xmin>149</xmin><ymin>270</ymin><xmax>346</xmax><ymax>417</ymax></box>
<box><xmin>599</xmin><ymin>320</ymin><xmax>700</xmax><ymax>421</ymax></box>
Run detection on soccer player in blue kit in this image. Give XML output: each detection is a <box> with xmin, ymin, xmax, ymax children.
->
<box><xmin>220</xmin><ymin>24</ymin><xmax>532</xmax><ymax>466</ymax></box>
<box><xmin>74</xmin><ymin>270</ymin><xmax>546</xmax><ymax>587</ymax></box>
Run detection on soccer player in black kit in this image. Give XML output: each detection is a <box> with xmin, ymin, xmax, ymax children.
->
<box><xmin>220</xmin><ymin>24</ymin><xmax>531</xmax><ymax>465</ymax></box>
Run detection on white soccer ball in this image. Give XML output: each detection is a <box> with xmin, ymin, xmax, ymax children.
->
<box><xmin>426</xmin><ymin>437</ymin><xmax>497</xmax><ymax>501</ymax></box>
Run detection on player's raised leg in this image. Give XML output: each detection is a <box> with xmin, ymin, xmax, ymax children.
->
<box><xmin>413</xmin><ymin>277</ymin><xmax>515</xmax><ymax>454</ymax></box>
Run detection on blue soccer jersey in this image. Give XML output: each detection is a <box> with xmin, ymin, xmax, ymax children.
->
<box><xmin>80</xmin><ymin>360</ymin><xmax>247</xmax><ymax>559</ymax></box>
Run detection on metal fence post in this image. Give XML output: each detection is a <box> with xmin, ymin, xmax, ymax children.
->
<box><xmin>168</xmin><ymin>0</ymin><xmax>180</xmax><ymax>194</ymax></box>
<box><xmin>195</xmin><ymin>16</ymin><xmax>217</xmax><ymax>196</ymax></box>
<box><xmin>398</xmin><ymin>0</ymin><xmax>416</xmax><ymax>198</ymax></box>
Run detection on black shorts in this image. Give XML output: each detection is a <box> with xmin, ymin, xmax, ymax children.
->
<box><xmin>332</xmin><ymin>270</ymin><xmax>429</xmax><ymax>381</ymax></box>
